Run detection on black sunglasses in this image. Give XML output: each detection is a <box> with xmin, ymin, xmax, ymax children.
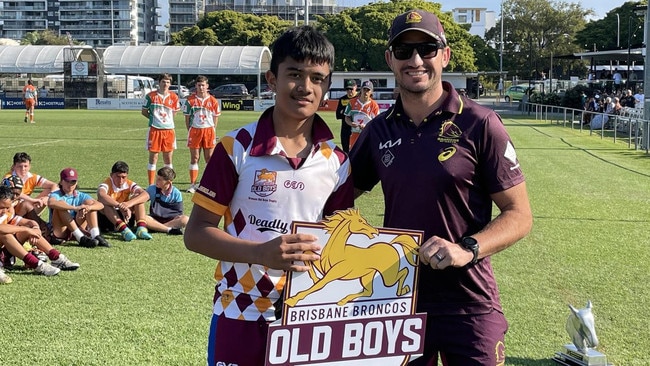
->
<box><xmin>346</xmin><ymin>88</ymin><xmax>354</xmax><ymax>91</ymax></box>
<box><xmin>390</xmin><ymin>42</ymin><xmax>443</xmax><ymax>61</ymax></box>
<box><xmin>65</xmin><ymin>180</ymin><xmax>78</xmax><ymax>184</ymax></box>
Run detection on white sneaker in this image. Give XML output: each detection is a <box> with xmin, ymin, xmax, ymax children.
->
<box><xmin>35</xmin><ymin>261</ymin><xmax>61</xmax><ymax>276</ymax></box>
<box><xmin>0</xmin><ymin>268</ymin><xmax>12</xmax><ymax>284</ymax></box>
<box><xmin>187</xmin><ymin>184</ymin><xmax>197</xmax><ymax>194</ymax></box>
<box><xmin>50</xmin><ymin>254</ymin><xmax>80</xmax><ymax>271</ymax></box>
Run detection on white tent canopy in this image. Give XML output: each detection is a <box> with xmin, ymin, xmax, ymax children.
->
<box><xmin>0</xmin><ymin>45</ymin><xmax>94</xmax><ymax>73</ymax></box>
<box><xmin>103</xmin><ymin>45</ymin><xmax>272</xmax><ymax>75</ymax></box>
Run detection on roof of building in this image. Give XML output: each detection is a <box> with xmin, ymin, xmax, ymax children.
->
<box><xmin>0</xmin><ymin>45</ymin><xmax>272</xmax><ymax>75</ymax></box>
<box><xmin>103</xmin><ymin>45</ymin><xmax>271</xmax><ymax>75</ymax></box>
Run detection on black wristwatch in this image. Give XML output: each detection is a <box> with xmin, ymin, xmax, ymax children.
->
<box><xmin>460</xmin><ymin>236</ymin><xmax>479</xmax><ymax>264</ymax></box>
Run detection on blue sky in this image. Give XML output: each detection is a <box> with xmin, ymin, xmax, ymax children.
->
<box><xmin>337</xmin><ymin>0</ymin><xmax>627</xmax><ymax>20</ymax></box>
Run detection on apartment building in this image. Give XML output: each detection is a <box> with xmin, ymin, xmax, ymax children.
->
<box><xmin>0</xmin><ymin>0</ymin><xmax>160</xmax><ymax>47</ymax></box>
<box><xmin>451</xmin><ymin>7</ymin><xmax>496</xmax><ymax>37</ymax></box>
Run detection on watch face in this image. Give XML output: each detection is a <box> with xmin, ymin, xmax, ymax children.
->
<box><xmin>462</xmin><ymin>237</ymin><xmax>478</xmax><ymax>248</ymax></box>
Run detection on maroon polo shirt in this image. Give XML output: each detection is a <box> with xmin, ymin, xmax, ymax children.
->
<box><xmin>350</xmin><ymin>82</ymin><xmax>525</xmax><ymax>316</ymax></box>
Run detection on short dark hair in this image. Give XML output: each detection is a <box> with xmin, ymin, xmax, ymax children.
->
<box><xmin>111</xmin><ymin>161</ymin><xmax>129</xmax><ymax>174</ymax></box>
<box><xmin>157</xmin><ymin>166</ymin><xmax>176</xmax><ymax>181</ymax></box>
<box><xmin>196</xmin><ymin>75</ymin><xmax>208</xmax><ymax>84</ymax></box>
<box><xmin>13</xmin><ymin>152</ymin><xmax>31</xmax><ymax>165</ymax></box>
<box><xmin>159</xmin><ymin>73</ymin><xmax>172</xmax><ymax>82</ymax></box>
<box><xmin>0</xmin><ymin>186</ymin><xmax>13</xmax><ymax>201</ymax></box>
<box><xmin>269</xmin><ymin>25</ymin><xmax>335</xmax><ymax>76</ymax></box>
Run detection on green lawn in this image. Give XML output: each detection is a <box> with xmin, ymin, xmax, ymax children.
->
<box><xmin>1</xmin><ymin>109</ymin><xmax>649</xmax><ymax>365</ymax></box>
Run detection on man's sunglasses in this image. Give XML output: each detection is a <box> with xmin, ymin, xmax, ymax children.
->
<box><xmin>389</xmin><ymin>42</ymin><xmax>443</xmax><ymax>61</ymax></box>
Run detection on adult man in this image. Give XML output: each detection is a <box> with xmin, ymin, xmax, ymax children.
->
<box><xmin>350</xmin><ymin>10</ymin><xmax>532</xmax><ymax>365</ymax></box>
<box><xmin>183</xmin><ymin>75</ymin><xmax>221</xmax><ymax>193</ymax></box>
<box><xmin>336</xmin><ymin>80</ymin><xmax>358</xmax><ymax>152</ymax></box>
<box><xmin>142</xmin><ymin>73</ymin><xmax>180</xmax><ymax>185</ymax></box>
<box><xmin>613</xmin><ymin>68</ymin><xmax>622</xmax><ymax>92</ymax></box>
<box><xmin>184</xmin><ymin>26</ymin><xmax>353</xmax><ymax>366</ymax></box>
<box><xmin>97</xmin><ymin>161</ymin><xmax>152</xmax><ymax>241</ymax></box>
<box><xmin>48</xmin><ymin>168</ymin><xmax>111</xmax><ymax>248</ymax></box>
<box><xmin>22</xmin><ymin>79</ymin><xmax>37</xmax><ymax>123</ymax></box>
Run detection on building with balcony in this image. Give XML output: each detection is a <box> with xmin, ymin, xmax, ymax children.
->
<box><xmin>451</xmin><ymin>7</ymin><xmax>496</xmax><ymax>37</ymax></box>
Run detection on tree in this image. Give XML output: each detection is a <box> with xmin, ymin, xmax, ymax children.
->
<box><xmin>21</xmin><ymin>30</ymin><xmax>82</xmax><ymax>45</ymax></box>
<box><xmin>485</xmin><ymin>0</ymin><xmax>592</xmax><ymax>81</ymax></box>
<box><xmin>318</xmin><ymin>0</ymin><xmax>476</xmax><ymax>72</ymax></box>
<box><xmin>575</xmin><ymin>1</ymin><xmax>645</xmax><ymax>52</ymax></box>
<box><xmin>169</xmin><ymin>10</ymin><xmax>290</xmax><ymax>46</ymax></box>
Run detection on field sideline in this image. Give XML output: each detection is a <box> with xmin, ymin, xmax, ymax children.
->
<box><xmin>1</xmin><ymin>108</ymin><xmax>650</xmax><ymax>365</ymax></box>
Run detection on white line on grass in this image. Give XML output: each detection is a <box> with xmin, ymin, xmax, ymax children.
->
<box><xmin>0</xmin><ymin>140</ymin><xmax>64</xmax><ymax>150</ymax></box>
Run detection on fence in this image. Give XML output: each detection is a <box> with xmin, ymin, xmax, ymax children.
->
<box><xmin>525</xmin><ymin>102</ymin><xmax>650</xmax><ymax>153</ymax></box>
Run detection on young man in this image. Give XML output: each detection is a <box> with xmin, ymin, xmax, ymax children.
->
<box><xmin>144</xmin><ymin>167</ymin><xmax>187</xmax><ymax>235</ymax></box>
<box><xmin>142</xmin><ymin>73</ymin><xmax>181</xmax><ymax>185</ymax></box>
<box><xmin>48</xmin><ymin>167</ymin><xmax>111</xmax><ymax>248</ymax></box>
<box><xmin>335</xmin><ymin>79</ymin><xmax>358</xmax><ymax>153</ymax></box>
<box><xmin>183</xmin><ymin>75</ymin><xmax>221</xmax><ymax>193</ymax></box>
<box><xmin>0</xmin><ymin>184</ymin><xmax>80</xmax><ymax>277</ymax></box>
<box><xmin>184</xmin><ymin>26</ymin><xmax>354</xmax><ymax>366</ymax></box>
<box><xmin>23</xmin><ymin>79</ymin><xmax>37</xmax><ymax>123</ymax></box>
<box><xmin>350</xmin><ymin>10</ymin><xmax>532</xmax><ymax>365</ymax></box>
<box><xmin>97</xmin><ymin>161</ymin><xmax>152</xmax><ymax>241</ymax></box>
<box><xmin>344</xmin><ymin>80</ymin><xmax>380</xmax><ymax>149</ymax></box>
<box><xmin>5</xmin><ymin>152</ymin><xmax>59</xmax><ymax>243</ymax></box>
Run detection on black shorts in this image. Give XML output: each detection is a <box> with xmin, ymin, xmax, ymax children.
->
<box><xmin>97</xmin><ymin>211</ymin><xmax>136</xmax><ymax>232</ymax></box>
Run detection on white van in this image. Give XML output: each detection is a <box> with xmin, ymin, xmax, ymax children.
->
<box><xmin>106</xmin><ymin>75</ymin><xmax>156</xmax><ymax>98</ymax></box>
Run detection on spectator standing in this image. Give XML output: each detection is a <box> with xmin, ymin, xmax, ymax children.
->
<box><xmin>184</xmin><ymin>25</ymin><xmax>354</xmax><ymax>366</ymax></box>
<box><xmin>613</xmin><ymin>68</ymin><xmax>623</xmax><ymax>92</ymax></box>
<box><xmin>39</xmin><ymin>85</ymin><xmax>48</xmax><ymax>99</ymax></box>
<box><xmin>345</xmin><ymin>80</ymin><xmax>380</xmax><ymax>149</ymax></box>
<box><xmin>142</xmin><ymin>73</ymin><xmax>180</xmax><ymax>185</ymax></box>
<box><xmin>183</xmin><ymin>75</ymin><xmax>221</xmax><ymax>193</ymax></box>
<box><xmin>22</xmin><ymin>80</ymin><xmax>37</xmax><ymax>123</ymax></box>
<box><xmin>336</xmin><ymin>80</ymin><xmax>358</xmax><ymax>152</ymax></box>
<box><xmin>350</xmin><ymin>10</ymin><xmax>532</xmax><ymax>365</ymax></box>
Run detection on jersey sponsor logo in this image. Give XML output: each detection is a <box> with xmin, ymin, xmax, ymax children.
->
<box><xmin>378</xmin><ymin>138</ymin><xmax>401</xmax><ymax>150</ymax></box>
<box><xmin>495</xmin><ymin>340</ymin><xmax>506</xmax><ymax>366</ymax></box>
<box><xmin>251</xmin><ymin>169</ymin><xmax>278</xmax><ymax>197</ymax></box>
<box><xmin>437</xmin><ymin>120</ymin><xmax>462</xmax><ymax>143</ymax></box>
<box><xmin>216</xmin><ymin>362</ymin><xmax>239</xmax><ymax>366</ymax></box>
<box><xmin>249</xmin><ymin>214</ymin><xmax>289</xmax><ymax>234</ymax></box>
<box><xmin>197</xmin><ymin>185</ymin><xmax>216</xmax><ymax>198</ymax></box>
<box><xmin>438</xmin><ymin>147</ymin><xmax>456</xmax><ymax>162</ymax></box>
<box><xmin>504</xmin><ymin>141</ymin><xmax>520</xmax><ymax>170</ymax></box>
<box><xmin>381</xmin><ymin>150</ymin><xmax>395</xmax><ymax>167</ymax></box>
<box><xmin>283</xmin><ymin>180</ymin><xmax>305</xmax><ymax>190</ymax></box>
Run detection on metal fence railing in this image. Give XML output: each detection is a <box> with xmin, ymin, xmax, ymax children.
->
<box><xmin>526</xmin><ymin>102</ymin><xmax>650</xmax><ymax>153</ymax></box>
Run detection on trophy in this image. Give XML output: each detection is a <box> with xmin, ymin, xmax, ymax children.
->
<box><xmin>552</xmin><ymin>301</ymin><xmax>612</xmax><ymax>366</ymax></box>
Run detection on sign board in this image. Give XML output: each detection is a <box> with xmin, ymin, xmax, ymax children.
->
<box><xmin>71</xmin><ymin>61</ymin><xmax>89</xmax><ymax>77</ymax></box>
<box><xmin>266</xmin><ymin>209</ymin><xmax>426</xmax><ymax>365</ymax></box>
<box><xmin>0</xmin><ymin>98</ymin><xmax>65</xmax><ymax>109</ymax></box>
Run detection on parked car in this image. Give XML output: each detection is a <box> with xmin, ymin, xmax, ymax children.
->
<box><xmin>250</xmin><ymin>83</ymin><xmax>274</xmax><ymax>99</ymax></box>
<box><xmin>504</xmin><ymin>85</ymin><xmax>531</xmax><ymax>102</ymax></box>
<box><xmin>210</xmin><ymin>83</ymin><xmax>250</xmax><ymax>99</ymax></box>
<box><xmin>466</xmin><ymin>79</ymin><xmax>484</xmax><ymax>98</ymax></box>
<box><xmin>169</xmin><ymin>85</ymin><xmax>190</xmax><ymax>98</ymax></box>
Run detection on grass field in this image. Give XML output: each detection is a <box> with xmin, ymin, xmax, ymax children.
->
<box><xmin>1</xmin><ymin>108</ymin><xmax>650</xmax><ymax>365</ymax></box>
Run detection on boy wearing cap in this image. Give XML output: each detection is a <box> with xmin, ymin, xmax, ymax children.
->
<box><xmin>48</xmin><ymin>168</ymin><xmax>111</xmax><ymax>248</ymax></box>
<box><xmin>349</xmin><ymin>9</ymin><xmax>532</xmax><ymax>365</ymax></box>
<box><xmin>336</xmin><ymin>79</ymin><xmax>358</xmax><ymax>152</ymax></box>
<box><xmin>344</xmin><ymin>80</ymin><xmax>379</xmax><ymax>149</ymax></box>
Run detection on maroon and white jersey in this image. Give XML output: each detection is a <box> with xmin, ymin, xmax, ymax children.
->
<box><xmin>192</xmin><ymin>107</ymin><xmax>353</xmax><ymax>321</ymax></box>
<box><xmin>350</xmin><ymin>82</ymin><xmax>525</xmax><ymax>316</ymax></box>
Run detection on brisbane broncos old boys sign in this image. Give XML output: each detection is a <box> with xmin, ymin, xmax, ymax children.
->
<box><xmin>265</xmin><ymin>209</ymin><xmax>427</xmax><ymax>365</ymax></box>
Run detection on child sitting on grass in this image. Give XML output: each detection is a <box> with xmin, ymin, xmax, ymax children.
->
<box><xmin>144</xmin><ymin>167</ymin><xmax>188</xmax><ymax>235</ymax></box>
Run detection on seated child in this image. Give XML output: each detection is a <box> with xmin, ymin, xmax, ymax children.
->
<box><xmin>145</xmin><ymin>167</ymin><xmax>188</xmax><ymax>235</ymax></box>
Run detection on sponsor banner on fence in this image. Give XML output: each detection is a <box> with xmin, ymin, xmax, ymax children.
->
<box><xmin>1</xmin><ymin>98</ymin><xmax>65</xmax><ymax>109</ymax></box>
<box><xmin>266</xmin><ymin>209</ymin><xmax>426</xmax><ymax>366</ymax></box>
<box><xmin>87</xmin><ymin>98</ymin><xmax>146</xmax><ymax>110</ymax></box>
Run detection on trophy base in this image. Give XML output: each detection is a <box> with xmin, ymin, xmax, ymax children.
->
<box><xmin>552</xmin><ymin>344</ymin><xmax>612</xmax><ymax>366</ymax></box>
